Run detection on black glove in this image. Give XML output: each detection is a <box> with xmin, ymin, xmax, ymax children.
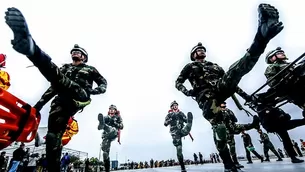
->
<box><xmin>113</xmin><ymin>122</ymin><xmax>121</xmax><ymax>128</ymax></box>
<box><xmin>87</xmin><ymin>88</ymin><xmax>99</xmax><ymax>95</ymax></box>
<box><xmin>91</xmin><ymin>88</ymin><xmax>100</xmax><ymax>95</ymax></box>
<box><xmin>5</xmin><ymin>7</ymin><xmax>35</xmax><ymax>56</ymax></box>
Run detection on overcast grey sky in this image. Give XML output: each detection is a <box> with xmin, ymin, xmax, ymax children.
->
<box><xmin>0</xmin><ymin>0</ymin><xmax>304</xmax><ymax>163</ymax></box>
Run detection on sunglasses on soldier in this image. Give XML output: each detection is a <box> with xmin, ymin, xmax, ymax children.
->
<box><xmin>71</xmin><ymin>51</ymin><xmax>82</xmax><ymax>54</ymax></box>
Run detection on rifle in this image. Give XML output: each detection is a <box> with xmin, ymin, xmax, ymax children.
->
<box><xmin>231</xmin><ymin>94</ymin><xmax>253</xmax><ymax>117</ymax></box>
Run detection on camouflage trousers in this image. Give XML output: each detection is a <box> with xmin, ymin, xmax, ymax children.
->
<box><xmin>212</xmin><ymin>121</ymin><xmax>255</xmax><ymax>168</ymax></box>
<box><xmin>101</xmin><ymin>124</ymin><xmax>118</xmax><ymax>160</ymax></box>
<box><xmin>263</xmin><ymin>141</ymin><xmax>281</xmax><ymax>159</ymax></box>
<box><xmin>212</xmin><ymin>121</ymin><xmax>255</xmax><ymax>152</ymax></box>
<box><xmin>195</xmin><ymin>52</ymin><xmax>261</xmax><ymax>122</ymax></box>
<box><xmin>29</xmin><ymin>46</ymin><xmax>91</xmax><ymax>172</ymax></box>
<box><xmin>227</xmin><ymin>132</ymin><xmax>242</xmax><ymax>165</ymax></box>
<box><xmin>194</xmin><ymin>52</ymin><xmax>261</xmax><ymax>169</ymax></box>
<box><xmin>46</xmin><ymin>100</ymin><xmax>82</xmax><ymax>172</ymax></box>
<box><xmin>171</xmin><ymin>121</ymin><xmax>192</xmax><ymax>161</ymax></box>
<box><xmin>227</xmin><ymin>133</ymin><xmax>237</xmax><ymax>158</ymax></box>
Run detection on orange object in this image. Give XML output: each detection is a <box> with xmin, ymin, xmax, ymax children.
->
<box><xmin>0</xmin><ymin>54</ymin><xmax>10</xmax><ymax>91</ymax></box>
<box><xmin>0</xmin><ymin>71</ymin><xmax>10</xmax><ymax>91</ymax></box>
<box><xmin>0</xmin><ymin>88</ymin><xmax>41</xmax><ymax>150</ymax></box>
<box><xmin>61</xmin><ymin>117</ymin><xmax>79</xmax><ymax>146</ymax></box>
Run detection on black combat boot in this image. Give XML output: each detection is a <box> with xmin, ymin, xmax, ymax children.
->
<box><xmin>224</xmin><ymin>165</ymin><xmax>244</xmax><ymax>172</ymax></box>
<box><xmin>98</xmin><ymin>113</ymin><xmax>105</xmax><ymax>130</ymax></box>
<box><xmin>220</xmin><ymin>151</ymin><xmax>243</xmax><ymax>172</ymax></box>
<box><xmin>104</xmin><ymin>158</ymin><xmax>110</xmax><ymax>172</ymax></box>
<box><xmin>264</xmin><ymin>158</ymin><xmax>270</xmax><ymax>162</ymax></box>
<box><xmin>291</xmin><ymin>156</ymin><xmax>304</xmax><ymax>163</ymax></box>
<box><xmin>232</xmin><ymin>155</ymin><xmax>244</xmax><ymax>168</ymax></box>
<box><xmin>187</xmin><ymin>112</ymin><xmax>193</xmax><ymax>124</ymax></box>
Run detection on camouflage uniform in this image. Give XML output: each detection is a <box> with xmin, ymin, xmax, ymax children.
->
<box><xmin>264</xmin><ymin>61</ymin><xmax>291</xmax><ymax>87</ymax></box>
<box><xmin>164</xmin><ymin>101</ymin><xmax>193</xmax><ymax>172</ymax></box>
<box><xmin>264</xmin><ymin>47</ymin><xmax>292</xmax><ymax>87</ymax></box>
<box><xmin>258</xmin><ymin>131</ymin><xmax>282</xmax><ymax>161</ymax></box>
<box><xmin>175</xmin><ymin>41</ymin><xmax>265</xmax><ymax>169</ymax></box>
<box><xmin>98</xmin><ymin>105</ymin><xmax>123</xmax><ymax>172</ymax></box>
<box><xmin>241</xmin><ymin>133</ymin><xmax>263</xmax><ymax>163</ymax></box>
<box><xmin>31</xmin><ymin>45</ymin><xmax>107</xmax><ymax>172</ymax></box>
<box><xmin>264</xmin><ymin>47</ymin><xmax>305</xmax><ymax>108</ymax></box>
<box><xmin>174</xmin><ymin>7</ymin><xmax>284</xmax><ymax>167</ymax></box>
<box><xmin>174</xmin><ymin>4</ymin><xmax>284</xmax><ymax>169</ymax></box>
<box><xmin>223</xmin><ymin>107</ymin><xmax>256</xmax><ymax>167</ymax></box>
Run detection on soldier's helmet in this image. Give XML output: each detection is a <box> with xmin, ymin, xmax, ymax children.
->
<box><xmin>170</xmin><ymin>101</ymin><xmax>178</xmax><ymax>108</ymax></box>
<box><xmin>265</xmin><ymin>47</ymin><xmax>284</xmax><ymax>64</ymax></box>
<box><xmin>70</xmin><ymin>44</ymin><xmax>88</xmax><ymax>63</ymax></box>
<box><xmin>109</xmin><ymin>104</ymin><xmax>117</xmax><ymax>110</ymax></box>
<box><xmin>190</xmin><ymin>42</ymin><xmax>206</xmax><ymax>61</ymax></box>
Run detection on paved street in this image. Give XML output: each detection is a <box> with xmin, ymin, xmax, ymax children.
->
<box><xmin>123</xmin><ymin>158</ymin><xmax>305</xmax><ymax>172</ymax></box>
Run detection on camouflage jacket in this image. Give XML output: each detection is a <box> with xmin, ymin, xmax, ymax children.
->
<box><xmin>241</xmin><ymin>133</ymin><xmax>252</xmax><ymax>146</ymax></box>
<box><xmin>104</xmin><ymin>113</ymin><xmax>124</xmax><ymax>130</ymax></box>
<box><xmin>175</xmin><ymin>61</ymin><xmax>247</xmax><ymax>100</ymax></box>
<box><xmin>164</xmin><ymin>111</ymin><xmax>187</xmax><ymax>134</ymax></box>
<box><xmin>35</xmin><ymin>63</ymin><xmax>107</xmax><ymax>107</ymax></box>
<box><xmin>222</xmin><ymin>108</ymin><xmax>238</xmax><ymax>131</ymax></box>
<box><xmin>264</xmin><ymin>61</ymin><xmax>292</xmax><ymax>87</ymax></box>
<box><xmin>259</xmin><ymin>132</ymin><xmax>270</xmax><ymax>144</ymax></box>
<box><xmin>175</xmin><ymin>61</ymin><xmax>225</xmax><ymax>95</ymax></box>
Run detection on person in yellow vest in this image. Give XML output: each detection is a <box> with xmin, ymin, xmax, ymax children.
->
<box><xmin>0</xmin><ymin>54</ymin><xmax>10</xmax><ymax>91</ymax></box>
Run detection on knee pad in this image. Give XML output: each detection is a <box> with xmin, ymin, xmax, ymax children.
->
<box><xmin>172</xmin><ymin>138</ymin><xmax>181</xmax><ymax>147</ymax></box>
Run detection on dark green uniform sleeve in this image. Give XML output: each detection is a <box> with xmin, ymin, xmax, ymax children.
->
<box><xmin>164</xmin><ymin>113</ymin><xmax>171</xmax><ymax>127</ymax></box>
<box><xmin>264</xmin><ymin>65</ymin><xmax>279</xmax><ymax>80</ymax></box>
<box><xmin>175</xmin><ymin>64</ymin><xmax>192</xmax><ymax>95</ymax></box>
<box><xmin>116</xmin><ymin>115</ymin><xmax>124</xmax><ymax>130</ymax></box>
<box><xmin>264</xmin><ymin>64</ymin><xmax>280</xmax><ymax>87</ymax></box>
<box><xmin>91</xmin><ymin>67</ymin><xmax>107</xmax><ymax>94</ymax></box>
<box><xmin>227</xmin><ymin>109</ymin><xmax>238</xmax><ymax>123</ymax></box>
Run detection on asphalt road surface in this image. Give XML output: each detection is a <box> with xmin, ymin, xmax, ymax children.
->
<box><xmin>123</xmin><ymin>158</ymin><xmax>305</xmax><ymax>172</ymax></box>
